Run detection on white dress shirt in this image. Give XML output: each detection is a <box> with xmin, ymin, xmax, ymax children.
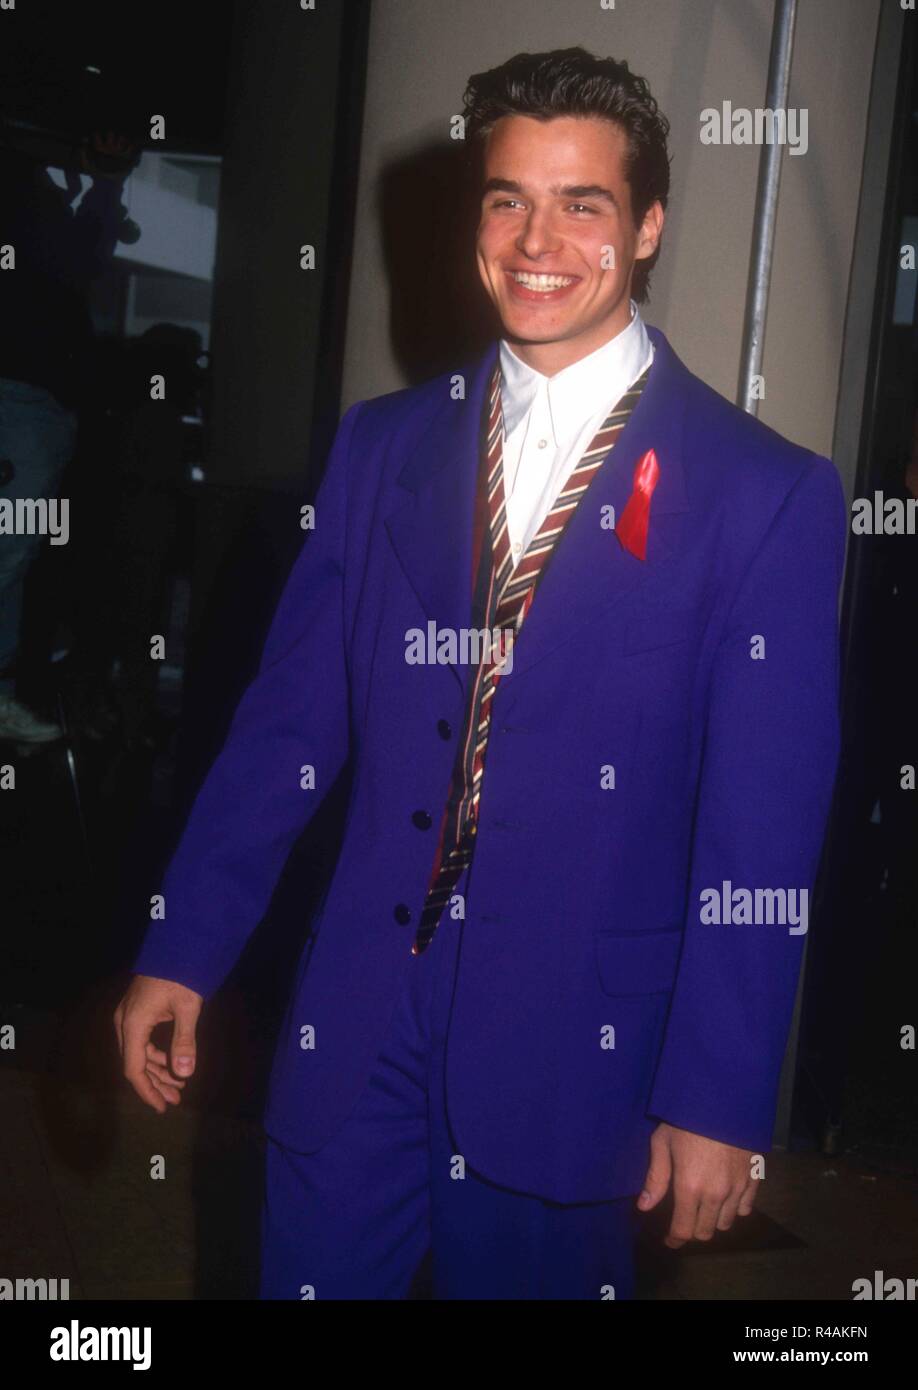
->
<box><xmin>498</xmin><ymin>299</ymin><xmax>654</xmax><ymax>562</ymax></box>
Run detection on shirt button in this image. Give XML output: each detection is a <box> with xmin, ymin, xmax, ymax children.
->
<box><xmin>393</xmin><ymin>904</ymin><xmax>412</xmax><ymax>925</ymax></box>
<box><xmin>512</xmin><ymin>542</ymin><xmax>521</xmax><ymax>554</ymax></box>
<box><xmin>437</xmin><ymin>719</ymin><xmax>452</xmax><ymax>740</ymax></box>
<box><xmin>411</xmin><ymin>810</ymin><xmax>432</xmax><ymax>830</ymax></box>
<box><xmin>537</xmin><ymin>438</ymin><xmax>548</xmax><ymax>449</ymax></box>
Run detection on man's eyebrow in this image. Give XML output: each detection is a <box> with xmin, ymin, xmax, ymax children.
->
<box><xmin>481</xmin><ymin>177</ymin><xmax>523</xmax><ymax>196</ymax></box>
<box><xmin>557</xmin><ymin>183</ymin><xmax>618</xmax><ymax>208</ymax></box>
<box><xmin>481</xmin><ymin>177</ymin><xmax>618</xmax><ymax>209</ymax></box>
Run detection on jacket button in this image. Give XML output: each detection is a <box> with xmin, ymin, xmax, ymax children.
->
<box><xmin>393</xmin><ymin>903</ymin><xmax>412</xmax><ymax>925</ymax></box>
<box><xmin>437</xmin><ymin>719</ymin><xmax>452</xmax><ymax>740</ymax></box>
<box><xmin>411</xmin><ymin>810</ymin><xmax>432</xmax><ymax>830</ymax></box>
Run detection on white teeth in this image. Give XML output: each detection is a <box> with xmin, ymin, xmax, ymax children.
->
<box><xmin>512</xmin><ymin>272</ymin><xmax>575</xmax><ymax>290</ymax></box>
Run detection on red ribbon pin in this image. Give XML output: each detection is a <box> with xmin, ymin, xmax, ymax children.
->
<box><xmin>615</xmin><ymin>448</ymin><xmax>660</xmax><ymax>562</ymax></box>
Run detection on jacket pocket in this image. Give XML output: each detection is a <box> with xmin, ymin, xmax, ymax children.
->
<box><xmin>595</xmin><ymin>927</ymin><xmax>683</xmax><ymax>996</ymax></box>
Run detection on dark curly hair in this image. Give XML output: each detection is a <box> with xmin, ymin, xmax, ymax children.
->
<box><xmin>462</xmin><ymin>48</ymin><xmax>671</xmax><ymax>303</ymax></box>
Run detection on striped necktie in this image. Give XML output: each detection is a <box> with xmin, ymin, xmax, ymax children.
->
<box><xmin>412</xmin><ymin>359</ymin><xmax>651</xmax><ymax>955</ymax></box>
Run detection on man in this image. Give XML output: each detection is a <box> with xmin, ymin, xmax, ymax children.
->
<box><xmin>116</xmin><ymin>49</ymin><xmax>846</xmax><ymax>1300</ymax></box>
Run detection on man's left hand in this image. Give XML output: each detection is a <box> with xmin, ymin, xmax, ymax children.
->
<box><xmin>637</xmin><ymin>1122</ymin><xmax>759</xmax><ymax>1247</ymax></box>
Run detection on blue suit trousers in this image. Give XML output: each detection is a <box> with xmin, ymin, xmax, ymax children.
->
<box><xmin>259</xmin><ymin>894</ymin><xmax>639</xmax><ymax>1300</ymax></box>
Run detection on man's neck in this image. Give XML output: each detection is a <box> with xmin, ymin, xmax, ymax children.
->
<box><xmin>503</xmin><ymin>298</ymin><xmax>637</xmax><ymax>378</ymax></box>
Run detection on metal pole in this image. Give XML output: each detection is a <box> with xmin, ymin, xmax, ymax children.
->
<box><xmin>737</xmin><ymin>0</ymin><xmax>799</xmax><ymax>415</ymax></box>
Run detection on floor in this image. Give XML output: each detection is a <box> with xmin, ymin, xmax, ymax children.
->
<box><xmin>2</xmin><ymin>1011</ymin><xmax>916</xmax><ymax>1301</ymax></box>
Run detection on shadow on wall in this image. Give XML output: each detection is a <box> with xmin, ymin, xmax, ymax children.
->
<box><xmin>378</xmin><ymin>139</ymin><xmax>497</xmax><ymax>383</ymax></box>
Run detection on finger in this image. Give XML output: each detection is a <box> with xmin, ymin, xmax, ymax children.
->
<box><xmin>170</xmin><ymin>1006</ymin><xmax>199</xmax><ymax>1078</ymax></box>
<box><xmin>123</xmin><ymin>1014</ymin><xmax>167</xmax><ymax>1113</ymax></box>
<box><xmin>665</xmin><ymin>1185</ymin><xmax>701</xmax><ymax>1248</ymax></box>
<box><xmin>145</xmin><ymin>1058</ymin><xmax>186</xmax><ymax>1089</ymax></box>
<box><xmin>145</xmin><ymin>1061</ymin><xmax>179</xmax><ymax>1092</ymax></box>
<box><xmin>132</xmin><ymin>1071</ymin><xmax>167</xmax><ymax>1114</ymax></box>
<box><xmin>692</xmin><ymin>1193</ymin><xmax>725</xmax><ymax>1243</ymax></box>
<box><xmin>637</xmin><ymin>1130</ymin><xmax>673</xmax><ymax>1211</ymax></box>
<box><xmin>145</xmin><ymin>1069</ymin><xmax>182</xmax><ymax>1106</ymax></box>
<box><xmin>737</xmin><ymin>1178</ymin><xmax>760</xmax><ymax>1217</ymax></box>
<box><xmin>112</xmin><ymin>1006</ymin><xmax>125</xmax><ymax>1059</ymax></box>
<box><xmin>146</xmin><ymin>1059</ymin><xmax>186</xmax><ymax>1088</ymax></box>
<box><xmin>144</xmin><ymin>1042</ymin><xmax>171</xmax><ymax>1068</ymax></box>
<box><xmin>716</xmin><ymin>1186</ymin><xmax>745</xmax><ymax>1232</ymax></box>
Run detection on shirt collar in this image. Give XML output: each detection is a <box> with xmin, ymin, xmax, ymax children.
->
<box><xmin>498</xmin><ymin>299</ymin><xmax>650</xmax><ymax>445</ymax></box>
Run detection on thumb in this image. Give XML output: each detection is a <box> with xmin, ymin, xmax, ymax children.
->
<box><xmin>171</xmin><ymin>1006</ymin><xmax>199</xmax><ymax>1077</ymax></box>
<box><xmin>637</xmin><ymin>1128</ymin><xmax>672</xmax><ymax>1211</ymax></box>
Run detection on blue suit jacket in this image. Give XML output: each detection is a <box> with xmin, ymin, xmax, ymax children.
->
<box><xmin>134</xmin><ymin>326</ymin><xmax>847</xmax><ymax>1203</ymax></box>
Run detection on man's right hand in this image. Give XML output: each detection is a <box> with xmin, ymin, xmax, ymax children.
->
<box><xmin>114</xmin><ymin>975</ymin><xmax>204</xmax><ymax>1114</ymax></box>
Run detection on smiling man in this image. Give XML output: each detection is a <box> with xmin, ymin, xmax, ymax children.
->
<box><xmin>476</xmin><ymin>114</ymin><xmax>662</xmax><ymax>371</ymax></box>
<box><xmin>117</xmin><ymin>49</ymin><xmax>846</xmax><ymax>1300</ymax></box>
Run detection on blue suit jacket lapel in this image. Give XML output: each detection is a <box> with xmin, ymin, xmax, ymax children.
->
<box><xmin>384</xmin><ymin>326</ymin><xmax>694</xmax><ymax>689</ymax></box>
<box><xmin>384</xmin><ymin>345</ymin><xmax>496</xmax><ymax>694</ymax></box>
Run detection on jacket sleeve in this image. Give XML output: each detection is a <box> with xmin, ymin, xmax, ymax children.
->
<box><xmin>131</xmin><ymin>400</ymin><xmax>364</xmax><ymax>998</ymax></box>
<box><xmin>647</xmin><ymin>455</ymin><xmax>847</xmax><ymax>1152</ymax></box>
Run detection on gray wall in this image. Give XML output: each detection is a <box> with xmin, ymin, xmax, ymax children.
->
<box><xmin>182</xmin><ymin>0</ymin><xmax>355</xmax><ymax>666</ymax></box>
<box><xmin>208</xmin><ymin>0</ymin><xmax>349</xmax><ymax>487</ymax></box>
<box><xmin>342</xmin><ymin>0</ymin><xmax>882</xmax><ymax>479</ymax></box>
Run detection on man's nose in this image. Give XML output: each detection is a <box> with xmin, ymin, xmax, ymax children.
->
<box><xmin>515</xmin><ymin>210</ymin><xmax>561</xmax><ymax>260</ymax></box>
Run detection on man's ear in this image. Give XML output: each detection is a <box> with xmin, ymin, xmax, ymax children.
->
<box><xmin>636</xmin><ymin>201</ymin><xmax>665</xmax><ymax>262</ymax></box>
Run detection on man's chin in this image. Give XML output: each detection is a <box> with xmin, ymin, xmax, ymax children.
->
<box><xmin>499</xmin><ymin>318</ymin><xmax>582</xmax><ymax>346</ymax></box>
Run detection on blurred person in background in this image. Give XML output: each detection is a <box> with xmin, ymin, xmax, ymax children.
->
<box><xmin>0</xmin><ymin>131</ymin><xmax>133</xmax><ymax>744</ymax></box>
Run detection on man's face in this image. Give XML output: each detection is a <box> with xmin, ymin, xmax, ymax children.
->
<box><xmin>475</xmin><ymin>114</ymin><xmax>663</xmax><ymax>375</ymax></box>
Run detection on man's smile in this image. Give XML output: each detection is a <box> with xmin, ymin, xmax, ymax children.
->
<box><xmin>504</xmin><ymin>268</ymin><xmax>583</xmax><ymax>302</ymax></box>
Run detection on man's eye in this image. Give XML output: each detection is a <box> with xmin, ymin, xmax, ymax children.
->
<box><xmin>568</xmin><ymin>204</ymin><xmax>596</xmax><ymax>214</ymax></box>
